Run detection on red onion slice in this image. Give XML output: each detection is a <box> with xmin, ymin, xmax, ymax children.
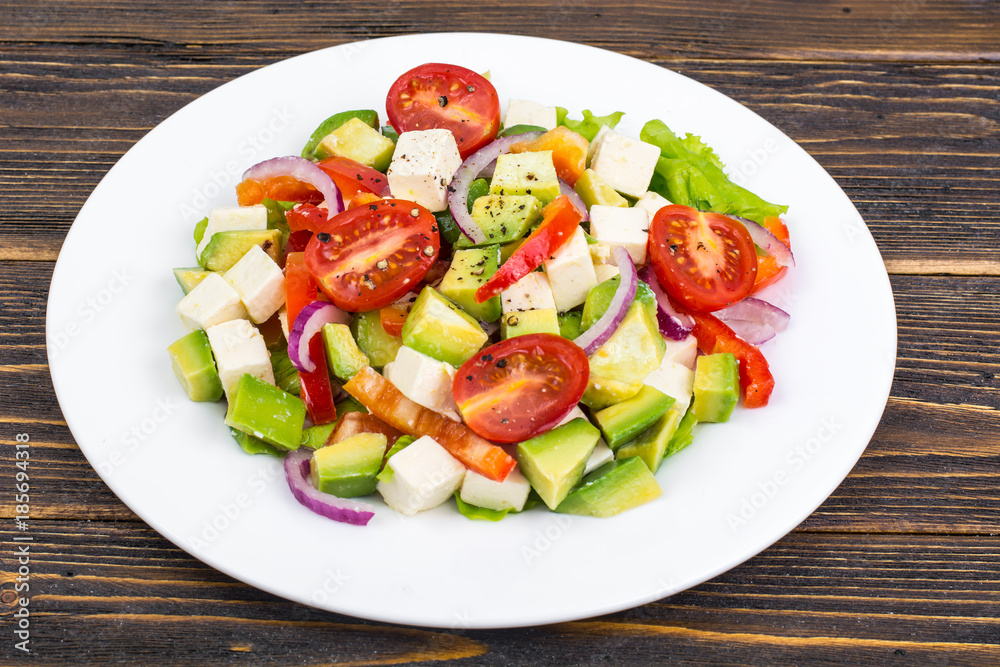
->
<box><xmin>283</xmin><ymin>449</ymin><xmax>375</xmax><ymax>526</ymax></box>
<box><xmin>730</xmin><ymin>215</ymin><xmax>794</xmax><ymax>268</ymax></box>
<box><xmin>447</xmin><ymin>131</ymin><xmax>545</xmax><ymax>244</ymax></box>
<box><xmin>559</xmin><ymin>179</ymin><xmax>589</xmax><ymax>222</ymax></box>
<box><xmin>243</xmin><ymin>156</ymin><xmax>343</xmax><ymax>219</ymax></box>
<box><xmin>715</xmin><ymin>296</ymin><xmax>790</xmax><ymax>345</ymax></box>
<box><xmin>637</xmin><ymin>266</ymin><xmax>694</xmax><ymax>341</ymax></box>
<box><xmin>288</xmin><ymin>300</ymin><xmax>350</xmax><ymax>373</ymax></box>
<box><xmin>574</xmin><ymin>246</ymin><xmax>637</xmax><ymax>355</ymax></box>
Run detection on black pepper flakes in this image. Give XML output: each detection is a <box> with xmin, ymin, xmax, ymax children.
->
<box><xmin>481</xmin><ymin>353</ymin><xmax>493</xmax><ymax>362</ymax></box>
<box><xmin>496</xmin><ymin>359</ymin><xmax>508</xmax><ymax>369</ymax></box>
<box><xmin>317</xmin><ymin>232</ymin><xmax>331</xmax><ymax>243</ymax></box>
<box><xmin>438</xmin><ymin>95</ymin><xmax>448</xmax><ymax>107</ymax></box>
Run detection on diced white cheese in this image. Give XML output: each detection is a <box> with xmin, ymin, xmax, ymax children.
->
<box><xmin>500</xmin><ymin>271</ymin><xmax>556</xmax><ymax>313</ymax></box>
<box><xmin>643</xmin><ymin>358</ymin><xmax>695</xmax><ymax>415</ymax></box>
<box><xmin>195</xmin><ymin>205</ymin><xmax>267</xmax><ymax>260</ymax></box>
<box><xmin>377</xmin><ymin>436</ymin><xmax>466</xmax><ymax>515</ymax></box>
<box><xmin>503</xmin><ymin>99</ymin><xmax>558</xmax><ymax>131</ymax></box>
<box><xmin>383</xmin><ymin>346</ymin><xmax>461</xmax><ymax>421</ymax></box>
<box><xmin>277</xmin><ymin>306</ymin><xmax>289</xmax><ymax>342</ymax></box>
<box><xmin>176</xmin><ymin>272</ymin><xmax>248</xmax><ymax>331</ymax></box>
<box><xmin>589</xmin><ymin>130</ymin><xmax>661</xmax><ymax>198</ymax></box>
<box><xmin>386</xmin><ymin>129</ymin><xmax>462</xmax><ymax>212</ymax></box>
<box><xmin>543</xmin><ymin>227</ymin><xmax>598</xmax><ymax>312</ymax></box>
<box><xmin>223</xmin><ymin>246</ymin><xmax>285</xmax><ymax>323</ymax></box>
<box><xmin>586</xmin><ymin>125</ymin><xmax>610</xmax><ymax>166</ymax></box>
<box><xmin>634</xmin><ymin>191</ymin><xmax>674</xmax><ymax>223</ymax></box>
<box><xmin>557</xmin><ymin>405</ymin><xmax>589</xmax><ymax>428</ymax></box>
<box><xmin>205</xmin><ymin>319</ymin><xmax>274</xmax><ymax>396</ymax></box>
<box><xmin>460</xmin><ymin>466</ymin><xmax>531</xmax><ymax>512</ymax></box>
<box><xmin>583</xmin><ymin>440</ymin><xmax>615</xmax><ymax>475</ymax></box>
<box><xmin>593</xmin><ymin>263</ymin><xmax>621</xmax><ymax>283</ymax></box>
<box><xmin>663</xmin><ymin>334</ymin><xmax>698</xmax><ymax>370</ymax></box>
<box><xmin>589</xmin><ymin>205</ymin><xmax>650</xmax><ymax>266</ymax></box>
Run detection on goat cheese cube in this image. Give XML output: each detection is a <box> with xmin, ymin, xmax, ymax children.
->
<box><xmin>663</xmin><ymin>334</ymin><xmax>698</xmax><ymax>370</ymax></box>
<box><xmin>504</xmin><ymin>99</ymin><xmax>557</xmax><ymax>131</ymax></box>
<box><xmin>387</xmin><ymin>129</ymin><xmax>462</xmax><ymax>212</ymax></box>
<box><xmin>205</xmin><ymin>319</ymin><xmax>274</xmax><ymax>396</ymax></box>
<box><xmin>593</xmin><ymin>263</ymin><xmax>620</xmax><ymax>283</ymax></box>
<box><xmin>586</xmin><ymin>125</ymin><xmax>610</xmax><ymax>166</ymax></box>
<box><xmin>501</xmin><ymin>271</ymin><xmax>556</xmax><ymax>313</ymax></box>
<box><xmin>377</xmin><ymin>436</ymin><xmax>466</xmax><ymax>515</ymax></box>
<box><xmin>543</xmin><ymin>227</ymin><xmax>598</xmax><ymax>312</ymax></box>
<box><xmin>383</xmin><ymin>346</ymin><xmax>461</xmax><ymax>421</ymax></box>
<box><xmin>196</xmin><ymin>205</ymin><xmax>267</xmax><ymax>260</ymax></box>
<box><xmin>590</xmin><ymin>130</ymin><xmax>661</xmax><ymax>198</ymax></box>
<box><xmin>223</xmin><ymin>246</ymin><xmax>285</xmax><ymax>323</ymax></box>
<box><xmin>643</xmin><ymin>358</ymin><xmax>695</xmax><ymax>415</ymax></box>
<box><xmin>176</xmin><ymin>272</ymin><xmax>248</xmax><ymax>331</ymax></box>
<box><xmin>460</xmin><ymin>466</ymin><xmax>531</xmax><ymax>512</ymax></box>
<box><xmin>634</xmin><ymin>191</ymin><xmax>674</xmax><ymax>223</ymax></box>
<box><xmin>584</xmin><ymin>439</ymin><xmax>615</xmax><ymax>475</ymax></box>
<box><xmin>589</xmin><ymin>205</ymin><xmax>650</xmax><ymax>266</ymax></box>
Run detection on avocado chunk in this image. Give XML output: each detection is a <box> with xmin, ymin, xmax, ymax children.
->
<box><xmin>401</xmin><ymin>287</ymin><xmax>489</xmax><ymax>367</ymax></box>
<box><xmin>438</xmin><ymin>246</ymin><xmax>502</xmax><ymax>322</ymax></box>
<box><xmin>200</xmin><ymin>229</ymin><xmax>283</xmax><ymax>272</ymax></box>
<box><xmin>516</xmin><ymin>418</ymin><xmax>600</xmax><ymax>510</ymax></box>
<box><xmin>455</xmin><ymin>194</ymin><xmax>542</xmax><ymax>248</ymax></box>
<box><xmin>692</xmin><ymin>353</ymin><xmax>740</xmax><ymax>423</ymax></box>
<box><xmin>500</xmin><ymin>308</ymin><xmax>560</xmax><ymax>339</ymax></box>
<box><xmin>574</xmin><ymin>169</ymin><xmax>629</xmax><ymax>210</ymax></box>
<box><xmin>558</xmin><ymin>311</ymin><xmax>583</xmax><ymax>340</ymax></box>
<box><xmin>269</xmin><ymin>345</ymin><xmax>301</xmax><ymax>396</ymax></box>
<box><xmin>173</xmin><ymin>267</ymin><xmax>213</xmax><ymax>294</ymax></box>
<box><xmin>301</xmin><ymin>109</ymin><xmax>380</xmax><ymax>160</ymax></box>
<box><xmin>665</xmin><ymin>410</ymin><xmax>698</xmax><ymax>458</ymax></box>
<box><xmin>615</xmin><ymin>407</ymin><xmax>682</xmax><ymax>473</ymax></box>
<box><xmin>489</xmin><ymin>151</ymin><xmax>561</xmax><ymax>204</ymax></box>
<box><xmin>225</xmin><ymin>374</ymin><xmax>306</xmax><ymax>451</ymax></box>
<box><xmin>322</xmin><ymin>323</ymin><xmax>369</xmax><ymax>382</ymax></box>
<box><xmin>167</xmin><ymin>329</ymin><xmax>223</xmax><ymax>402</ymax></box>
<box><xmin>315</xmin><ymin>117</ymin><xmax>396</xmax><ymax>172</ymax></box>
<box><xmin>310</xmin><ymin>432</ymin><xmax>387</xmax><ymax>498</ymax></box>
<box><xmin>582</xmin><ymin>302</ymin><xmax>666</xmax><ymax>409</ymax></box>
<box><xmin>593</xmin><ymin>385</ymin><xmax>674</xmax><ymax>450</ymax></box>
<box><xmin>581</xmin><ymin>275</ymin><xmax>657</xmax><ymax>333</ymax></box>
<box><xmin>230</xmin><ymin>427</ymin><xmax>284</xmax><ymax>457</ymax></box>
<box><xmin>555</xmin><ymin>457</ymin><xmax>662</xmax><ymax>517</ymax></box>
<box><xmin>351</xmin><ymin>310</ymin><xmax>402</xmax><ymax>369</ymax></box>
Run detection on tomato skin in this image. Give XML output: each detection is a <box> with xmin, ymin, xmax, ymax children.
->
<box><xmin>305</xmin><ymin>199</ymin><xmax>440</xmax><ymax>312</ymax></box>
<box><xmin>379</xmin><ymin>304</ymin><xmax>408</xmax><ymax>337</ymax></box>
<box><xmin>648</xmin><ymin>205</ymin><xmax>758</xmax><ymax>313</ymax></box>
<box><xmin>316</xmin><ymin>156</ymin><xmax>387</xmax><ymax>200</ymax></box>
<box><xmin>686</xmin><ymin>311</ymin><xmax>774</xmax><ymax>408</ymax></box>
<box><xmin>386</xmin><ymin>63</ymin><xmax>500</xmax><ymax>159</ymax></box>
<box><xmin>510</xmin><ymin>126</ymin><xmax>588</xmax><ymax>186</ymax></box>
<box><xmin>453</xmin><ymin>334</ymin><xmax>590</xmax><ymax>443</ymax></box>
<box><xmin>751</xmin><ymin>216</ymin><xmax>791</xmax><ymax>294</ymax></box>
<box><xmin>236</xmin><ymin>176</ymin><xmax>324</xmax><ymax>206</ymax></box>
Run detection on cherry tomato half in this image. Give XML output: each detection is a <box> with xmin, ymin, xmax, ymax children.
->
<box><xmin>316</xmin><ymin>156</ymin><xmax>387</xmax><ymax>200</ymax></box>
<box><xmin>453</xmin><ymin>334</ymin><xmax>589</xmax><ymax>444</ymax></box>
<box><xmin>386</xmin><ymin>63</ymin><xmax>500</xmax><ymax>159</ymax></box>
<box><xmin>305</xmin><ymin>199</ymin><xmax>440</xmax><ymax>312</ymax></box>
<box><xmin>235</xmin><ymin>176</ymin><xmax>324</xmax><ymax>207</ymax></box>
<box><xmin>648</xmin><ymin>205</ymin><xmax>758</xmax><ymax>313</ymax></box>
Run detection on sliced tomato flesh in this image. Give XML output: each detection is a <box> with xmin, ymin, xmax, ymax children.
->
<box><xmin>510</xmin><ymin>126</ymin><xmax>588</xmax><ymax>186</ymax></box>
<box><xmin>751</xmin><ymin>216</ymin><xmax>791</xmax><ymax>294</ymax></box>
<box><xmin>284</xmin><ymin>252</ymin><xmax>319</xmax><ymax>325</ymax></box>
<box><xmin>316</xmin><ymin>156</ymin><xmax>387</xmax><ymax>200</ymax></box>
<box><xmin>236</xmin><ymin>176</ymin><xmax>324</xmax><ymax>207</ymax></box>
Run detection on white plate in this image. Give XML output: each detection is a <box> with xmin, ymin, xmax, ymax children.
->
<box><xmin>47</xmin><ymin>33</ymin><xmax>896</xmax><ymax>629</ymax></box>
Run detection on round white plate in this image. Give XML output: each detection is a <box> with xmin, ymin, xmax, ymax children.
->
<box><xmin>47</xmin><ymin>33</ymin><xmax>896</xmax><ymax>629</ymax></box>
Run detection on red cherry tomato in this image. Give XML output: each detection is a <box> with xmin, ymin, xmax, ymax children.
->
<box><xmin>304</xmin><ymin>199</ymin><xmax>439</xmax><ymax>312</ymax></box>
<box><xmin>315</xmin><ymin>156</ymin><xmax>387</xmax><ymax>200</ymax></box>
<box><xmin>453</xmin><ymin>334</ymin><xmax>590</xmax><ymax>444</ymax></box>
<box><xmin>648</xmin><ymin>205</ymin><xmax>758</xmax><ymax>313</ymax></box>
<box><xmin>236</xmin><ymin>176</ymin><xmax>324</xmax><ymax>206</ymax></box>
<box><xmin>386</xmin><ymin>63</ymin><xmax>500</xmax><ymax>159</ymax></box>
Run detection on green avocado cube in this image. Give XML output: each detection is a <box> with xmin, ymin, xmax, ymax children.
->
<box><xmin>615</xmin><ymin>407</ymin><xmax>683</xmax><ymax>473</ymax></box>
<box><xmin>500</xmin><ymin>308</ymin><xmax>560</xmax><ymax>339</ymax></box>
<box><xmin>455</xmin><ymin>194</ymin><xmax>542</xmax><ymax>248</ymax></box>
<box><xmin>167</xmin><ymin>329</ymin><xmax>223</xmax><ymax>402</ymax></box>
<box><xmin>173</xmin><ymin>267</ymin><xmax>213</xmax><ymax>294</ymax></box>
<box><xmin>555</xmin><ymin>457</ymin><xmax>662</xmax><ymax>517</ymax></box>
<box><xmin>199</xmin><ymin>229</ymin><xmax>283</xmax><ymax>272</ymax></box>
<box><xmin>692</xmin><ymin>353</ymin><xmax>740</xmax><ymax>423</ymax></box>
<box><xmin>269</xmin><ymin>346</ymin><xmax>301</xmax><ymax>396</ymax></box>
<box><xmin>489</xmin><ymin>151</ymin><xmax>561</xmax><ymax>204</ymax></box>
<box><xmin>593</xmin><ymin>385</ymin><xmax>675</xmax><ymax>451</ymax></box>
<box><xmin>310</xmin><ymin>432</ymin><xmax>387</xmax><ymax>498</ymax></box>
<box><xmin>225</xmin><ymin>374</ymin><xmax>306</xmax><ymax>451</ymax></box>
<box><xmin>665</xmin><ymin>410</ymin><xmax>698</xmax><ymax>458</ymax></box>
<box><xmin>516</xmin><ymin>418</ymin><xmax>600</xmax><ymax>510</ymax></box>
<box><xmin>322</xmin><ymin>323</ymin><xmax>369</xmax><ymax>382</ymax></box>
<box><xmin>351</xmin><ymin>311</ymin><xmax>402</xmax><ymax>369</ymax></box>
<box><xmin>581</xmin><ymin>275</ymin><xmax>657</xmax><ymax>333</ymax></box>
<box><xmin>574</xmin><ymin>169</ymin><xmax>629</xmax><ymax>209</ymax></box>
<box><xmin>315</xmin><ymin>117</ymin><xmax>396</xmax><ymax>172</ymax></box>
<box><xmin>558</xmin><ymin>311</ymin><xmax>583</xmax><ymax>340</ymax></box>
<box><xmin>401</xmin><ymin>287</ymin><xmax>488</xmax><ymax>367</ymax></box>
<box><xmin>438</xmin><ymin>246</ymin><xmax>502</xmax><ymax>322</ymax></box>
<box><xmin>582</xmin><ymin>302</ymin><xmax>666</xmax><ymax>410</ymax></box>
<box><xmin>230</xmin><ymin>428</ymin><xmax>284</xmax><ymax>457</ymax></box>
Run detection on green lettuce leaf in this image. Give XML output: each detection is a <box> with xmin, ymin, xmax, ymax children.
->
<box><xmin>556</xmin><ymin>108</ymin><xmax>626</xmax><ymax>141</ymax></box>
<box><xmin>375</xmin><ymin>435</ymin><xmax>416</xmax><ymax>484</ymax></box>
<box><xmin>454</xmin><ymin>493</ymin><xmax>512</xmax><ymax>521</ymax></box>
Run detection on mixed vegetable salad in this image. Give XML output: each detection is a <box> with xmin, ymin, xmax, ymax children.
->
<box><xmin>167</xmin><ymin>63</ymin><xmax>794</xmax><ymax>525</ymax></box>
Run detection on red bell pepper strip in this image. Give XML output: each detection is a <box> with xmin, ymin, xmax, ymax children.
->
<box><xmin>299</xmin><ymin>333</ymin><xmax>338</xmax><ymax>425</ymax></box>
<box><xmin>474</xmin><ymin>195</ymin><xmax>582</xmax><ymax>303</ymax></box>
<box><xmin>687</xmin><ymin>311</ymin><xmax>775</xmax><ymax>408</ymax></box>
<box><xmin>284</xmin><ymin>252</ymin><xmax>319</xmax><ymax>325</ymax></box>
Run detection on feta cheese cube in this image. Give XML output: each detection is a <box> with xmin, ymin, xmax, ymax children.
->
<box><xmin>504</xmin><ymin>99</ymin><xmax>557</xmax><ymax>131</ymax></box>
<box><xmin>176</xmin><ymin>272</ymin><xmax>248</xmax><ymax>331</ymax></box>
<box><xmin>584</xmin><ymin>440</ymin><xmax>615</xmax><ymax>475</ymax></box>
<box><xmin>205</xmin><ymin>319</ymin><xmax>274</xmax><ymax>396</ymax></box>
<box><xmin>589</xmin><ymin>205</ymin><xmax>650</xmax><ymax>266</ymax></box>
<box><xmin>223</xmin><ymin>246</ymin><xmax>285</xmax><ymax>323</ymax></box>
<box><xmin>643</xmin><ymin>358</ymin><xmax>695</xmax><ymax>414</ymax></box>
<box><xmin>500</xmin><ymin>271</ymin><xmax>556</xmax><ymax>313</ymax></box>
<box><xmin>590</xmin><ymin>130</ymin><xmax>661</xmax><ymax>198</ymax></box>
<box><xmin>586</xmin><ymin>125</ymin><xmax>610</xmax><ymax>166</ymax></box>
<box><xmin>557</xmin><ymin>405</ymin><xmax>589</xmax><ymax>428</ymax></box>
<box><xmin>593</xmin><ymin>263</ymin><xmax>620</xmax><ymax>283</ymax></box>
<box><xmin>543</xmin><ymin>227</ymin><xmax>598</xmax><ymax>312</ymax></box>
<box><xmin>663</xmin><ymin>334</ymin><xmax>698</xmax><ymax>369</ymax></box>
<box><xmin>386</xmin><ymin>129</ymin><xmax>462</xmax><ymax>212</ymax></box>
<box><xmin>383</xmin><ymin>346</ymin><xmax>461</xmax><ymax>420</ymax></box>
<box><xmin>377</xmin><ymin>436</ymin><xmax>466</xmax><ymax>515</ymax></box>
<box><xmin>634</xmin><ymin>191</ymin><xmax>674</xmax><ymax>223</ymax></box>
<box><xmin>460</xmin><ymin>466</ymin><xmax>531</xmax><ymax>512</ymax></box>
<box><xmin>196</xmin><ymin>205</ymin><xmax>267</xmax><ymax>260</ymax></box>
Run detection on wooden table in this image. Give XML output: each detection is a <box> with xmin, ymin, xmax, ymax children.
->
<box><xmin>2</xmin><ymin>1</ymin><xmax>998</xmax><ymax>663</ymax></box>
